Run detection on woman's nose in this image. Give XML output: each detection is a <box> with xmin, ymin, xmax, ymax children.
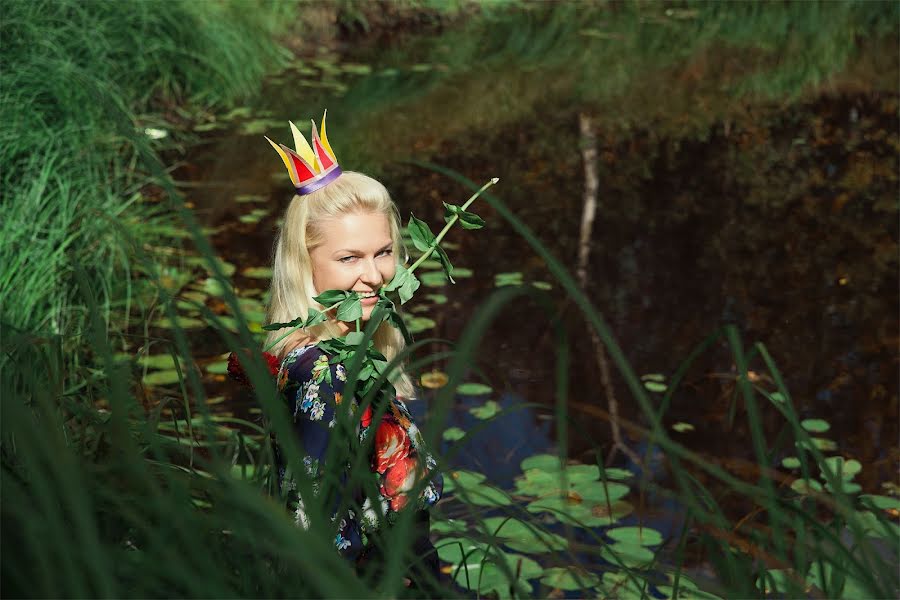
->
<box><xmin>359</xmin><ymin>259</ymin><xmax>383</xmax><ymax>286</ymax></box>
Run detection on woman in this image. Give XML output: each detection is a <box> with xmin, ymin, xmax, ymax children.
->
<box><xmin>262</xmin><ymin>115</ymin><xmax>443</xmax><ymax>586</ymax></box>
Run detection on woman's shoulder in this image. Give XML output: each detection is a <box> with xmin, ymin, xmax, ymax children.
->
<box><xmin>280</xmin><ymin>342</ymin><xmax>348</xmax><ymax>388</ymax></box>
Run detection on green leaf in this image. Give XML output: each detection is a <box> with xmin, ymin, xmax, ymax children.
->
<box><xmin>304</xmin><ymin>308</ymin><xmax>326</xmax><ymax>328</ymax></box>
<box><xmin>143</xmin><ymin>369</ymin><xmax>183</xmax><ymax>386</ymax></box>
<box><xmin>344</xmin><ymin>331</ymin><xmax>365</xmax><ymax>347</ymax></box>
<box><xmin>457</xmin><ymin>382</ymin><xmax>492</xmax><ymax>396</ymax></box>
<box><xmin>606</xmin><ymin>526</ymin><xmax>663</xmax><ymax>547</ymax></box>
<box><xmin>314</xmin><ymin>289</ymin><xmax>349</xmax><ymax>306</ymax></box>
<box><xmin>790</xmin><ymin>478</ymin><xmax>823</xmax><ymax>494</ymax></box>
<box><xmin>442</xmin><ymin>427</ymin><xmax>466</xmax><ymax>441</ymax></box>
<box><xmin>601</xmin><ymin>542</ymin><xmax>655</xmax><ymax>567</ymax></box>
<box><xmin>206</xmin><ymin>360</ymin><xmax>229</xmax><ymax>375</ymax></box>
<box><xmin>420</xmin><ymin>271</ymin><xmax>448</xmax><ymax>287</ymax></box>
<box><xmin>781</xmin><ymin>456</ymin><xmax>801</xmax><ymax>469</ymax></box>
<box><xmin>444</xmin><ymin>202</ymin><xmax>485</xmax><ymax>229</ymax></box>
<box><xmin>442</xmin><ymin>470</ymin><xmax>486</xmax><ymax>494</ymax></box>
<box><xmin>800</xmin><ymin>418</ymin><xmax>830</xmax><ymax>433</ymax></box>
<box><xmin>242</xmin><ymin>266</ymin><xmax>273</xmax><ymax>278</ymax></box>
<box><xmin>531</xmin><ymin>281</ymin><xmax>552</xmax><ymax>290</ymax></box>
<box><xmin>425</xmin><ymin>294</ymin><xmax>447</xmax><ymax>304</ymax></box>
<box><xmin>643</xmin><ymin>381</ymin><xmax>667</xmax><ymax>393</ymax></box>
<box><xmin>860</xmin><ymin>494</ymin><xmax>900</xmax><ymax>511</ymax></box>
<box><xmin>385</xmin><ymin>265</ymin><xmax>420</xmax><ymax>304</ymax></box>
<box><xmin>404</xmin><ymin>315</ymin><xmax>436</xmax><ymax>334</ymax></box>
<box><xmin>540</xmin><ymin>567</ymin><xmax>599</xmax><ymax>591</ymax></box>
<box><xmin>482</xmin><ymin>517</ymin><xmax>567</xmax><ymax>553</ymax></box>
<box><xmin>137</xmin><ymin>354</ymin><xmax>182</xmax><ymax>370</ymax></box>
<box><xmin>469</xmin><ymin>400</ymin><xmax>500</xmax><ymax>420</ymax></box>
<box><xmin>435</xmin><ymin>244</ymin><xmax>455</xmax><ymax>283</ymax></box>
<box><xmin>335</xmin><ymin>296</ymin><xmax>362</xmax><ymax>322</ymax></box>
<box><xmin>672</xmin><ymin>422</ymin><xmax>694</xmax><ymax>432</ymax></box>
<box><xmin>407</xmin><ymin>214</ymin><xmax>436</xmax><ymax>253</ymax></box>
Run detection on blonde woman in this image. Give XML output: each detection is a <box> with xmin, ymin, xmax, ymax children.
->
<box><xmin>261</xmin><ymin>119</ymin><xmax>443</xmax><ymax>586</ymax></box>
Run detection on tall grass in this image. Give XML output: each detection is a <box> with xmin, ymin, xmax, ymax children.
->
<box><xmin>0</xmin><ymin>0</ymin><xmax>293</xmax><ymax>340</ymax></box>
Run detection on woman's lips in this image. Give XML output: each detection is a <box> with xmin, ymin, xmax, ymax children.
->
<box><xmin>360</xmin><ymin>294</ymin><xmax>379</xmax><ymax>306</ymax></box>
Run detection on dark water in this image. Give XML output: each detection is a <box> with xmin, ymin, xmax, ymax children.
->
<box><xmin>181</xmin><ymin>9</ymin><xmax>899</xmax><ymax>562</ymax></box>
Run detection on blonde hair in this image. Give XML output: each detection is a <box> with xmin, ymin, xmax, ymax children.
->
<box><xmin>265</xmin><ymin>171</ymin><xmax>414</xmax><ymax>398</ymax></box>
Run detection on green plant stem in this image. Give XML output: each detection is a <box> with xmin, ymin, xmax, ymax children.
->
<box><xmin>406</xmin><ymin>177</ymin><xmax>498</xmax><ymax>275</ymax></box>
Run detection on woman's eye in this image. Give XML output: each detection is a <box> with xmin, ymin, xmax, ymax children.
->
<box><xmin>378</xmin><ymin>248</ymin><xmax>393</xmax><ymax>257</ymax></box>
<box><xmin>339</xmin><ymin>256</ymin><xmax>357</xmax><ymax>263</ymax></box>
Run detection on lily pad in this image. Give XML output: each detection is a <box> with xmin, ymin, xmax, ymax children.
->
<box><xmin>238</xmin><ymin>208</ymin><xmax>269</xmax><ymax>224</ymax></box>
<box><xmin>442</xmin><ymin>427</ymin><xmax>466</xmax><ymax>441</ymax></box>
<box><xmin>482</xmin><ymin>517</ymin><xmax>567</xmax><ymax>553</ymax></box>
<box><xmin>521</xmin><ymin>454</ymin><xmax>565</xmax><ymax>472</ymax></box>
<box><xmin>601</xmin><ymin>542</ymin><xmax>655</xmax><ymax>567</ymax></box>
<box><xmin>404</xmin><ymin>316</ymin><xmax>436</xmax><ymax>334</ymax></box>
<box><xmin>790</xmin><ymin>478</ymin><xmax>823</xmax><ymax>494</ymax></box>
<box><xmin>601</xmin><ymin>468</ymin><xmax>634</xmax><ymax>481</ymax></box>
<box><xmin>456</xmin><ymin>484</ymin><xmax>512</xmax><ymax>508</ymax></box>
<box><xmin>643</xmin><ymin>381</ymin><xmax>667</xmax><ymax>393</ymax></box>
<box><xmin>540</xmin><ymin>566</ymin><xmax>599</xmax><ymax>591</ymax></box>
<box><xmin>469</xmin><ymin>400</ymin><xmax>500</xmax><ymax>420</ymax></box>
<box><xmin>206</xmin><ymin>360</ymin><xmax>229</xmax><ymax>375</ymax></box>
<box><xmin>781</xmin><ymin>456</ymin><xmax>802</xmax><ymax>469</ymax></box>
<box><xmin>531</xmin><ymin>281</ymin><xmax>552</xmax><ymax>290</ymax></box>
<box><xmin>819</xmin><ymin>456</ymin><xmax>861</xmax><ymax>481</ymax></box>
<box><xmin>142</xmin><ymin>369</ymin><xmax>183</xmax><ymax>386</ymax></box>
<box><xmin>457</xmin><ymin>382</ymin><xmax>492</xmax><ymax>396</ymax></box>
<box><xmin>801</xmin><ymin>418</ymin><xmax>830</xmax><ymax>433</ymax></box>
<box><xmin>494</xmin><ymin>272</ymin><xmax>523</xmax><ymax>287</ymax></box>
<box><xmin>606</xmin><ymin>526</ymin><xmax>663</xmax><ymax>547</ymax></box>
<box><xmin>242</xmin><ymin>266</ymin><xmax>273</xmax><ymax>279</ymax></box>
<box><xmin>472</xmin><ymin>553</ymin><xmax>542</xmax><ymax>597</ymax></box>
<box><xmin>425</xmin><ymin>293</ymin><xmax>448</xmax><ymax>304</ymax></box>
<box><xmin>442</xmin><ymin>470</ymin><xmax>486</xmax><ymax>494</ymax></box>
<box><xmin>235</xmin><ymin>194</ymin><xmax>266</xmax><ymax>204</ymax></box>
<box><xmin>672</xmin><ymin>422</ymin><xmax>694</xmax><ymax>432</ymax></box>
<box><xmin>420</xmin><ymin>271</ymin><xmax>448</xmax><ymax>287</ymax></box>
<box><xmin>431</xmin><ymin>518</ymin><xmax>468</xmax><ymax>535</ymax></box>
<box><xmin>860</xmin><ymin>494</ymin><xmax>900</xmax><ymax>511</ymax></box>
<box><xmin>154</xmin><ymin>316</ymin><xmax>205</xmax><ymax>330</ymax></box>
<box><xmin>137</xmin><ymin>354</ymin><xmax>182</xmax><ymax>370</ymax></box>
<box><xmin>420</xmin><ymin>370</ymin><xmax>449</xmax><ymax>389</ymax></box>
<box><xmin>452</xmin><ymin>268</ymin><xmax>473</xmax><ymax>278</ymax></box>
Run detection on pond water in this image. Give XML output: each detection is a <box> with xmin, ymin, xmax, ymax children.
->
<box><xmin>168</xmin><ymin>4</ymin><xmax>898</xmax><ymax>589</ymax></box>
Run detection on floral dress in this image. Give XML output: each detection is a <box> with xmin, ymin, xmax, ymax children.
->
<box><xmin>273</xmin><ymin>344</ymin><xmax>443</xmax><ymax>563</ymax></box>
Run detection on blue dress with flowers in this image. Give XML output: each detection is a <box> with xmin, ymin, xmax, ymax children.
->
<box><xmin>273</xmin><ymin>344</ymin><xmax>443</xmax><ymax>562</ymax></box>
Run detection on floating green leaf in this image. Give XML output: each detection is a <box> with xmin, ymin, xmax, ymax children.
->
<box><xmin>404</xmin><ymin>315</ymin><xmax>436</xmax><ymax>334</ymax></box>
<box><xmin>420</xmin><ymin>271</ymin><xmax>448</xmax><ymax>287</ymax></box>
<box><xmin>540</xmin><ymin>567</ymin><xmax>599</xmax><ymax>591</ymax></box>
<box><xmin>494</xmin><ymin>272</ymin><xmax>523</xmax><ymax>287</ymax></box>
<box><xmin>644</xmin><ymin>381</ymin><xmax>667</xmax><ymax>393</ymax></box>
<box><xmin>483</xmin><ymin>517</ymin><xmax>567</xmax><ymax>553</ymax></box>
<box><xmin>469</xmin><ymin>400</ymin><xmax>500</xmax><ymax>420</ymax></box>
<box><xmin>601</xmin><ymin>542</ymin><xmax>655</xmax><ymax>567</ymax></box>
<box><xmin>800</xmin><ymin>418</ymin><xmax>830</xmax><ymax>433</ymax></box>
<box><xmin>154</xmin><ymin>316</ymin><xmax>205</xmax><ymax>330</ymax></box>
<box><xmin>442</xmin><ymin>427</ymin><xmax>466</xmax><ymax>441</ymax></box>
<box><xmin>442</xmin><ymin>470</ymin><xmax>486</xmax><ymax>494</ymax></box>
<box><xmin>425</xmin><ymin>293</ymin><xmax>447</xmax><ymax>304</ymax></box>
<box><xmin>607</xmin><ymin>526</ymin><xmax>663</xmax><ymax>547</ymax></box>
<box><xmin>137</xmin><ymin>354</ymin><xmax>182</xmax><ymax>370</ymax></box>
<box><xmin>235</xmin><ymin>194</ymin><xmax>266</xmax><ymax>203</ymax></box>
<box><xmin>781</xmin><ymin>456</ymin><xmax>801</xmax><ymax>469</ymax></box>
<box><xmin>457</xmin><ymin>382</ymin><xmax>492</xmax><ymax>396</ymax></box>
<box><xmin>142</xmin><ymin>369</ymin><xmax>183</xmax><ymax>386</ymax></box>
<box><xmin>531</xmin><ymin>281</ymin><xmax>552</xmax><ymax>290</ymax></box>
<box><xmin>206</xmin><ymin>360</ymin><xmax>229</xmax><ymax>375</ymax></box>
<box><xmin>790</xmin><ymin>478</ymin><xmax>823</xmax><ymax>494</ymax></box>
<box><xmin>672</xmin><ymin>422</ymin><xmax>694</xmax><ymax>432</ymax></box>
<box><xmin>242</xmin><ymin>266</ymin><xmax>273</xmax><ymax>278</ymax></box>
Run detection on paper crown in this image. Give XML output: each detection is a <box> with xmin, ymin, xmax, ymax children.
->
<box><xmin>265</xmin><ymin>110</ymin><xmax>342</xmax><ymax>196</ymax></box>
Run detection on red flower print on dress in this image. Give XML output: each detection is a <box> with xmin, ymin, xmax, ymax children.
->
<box><xmin>360</xmin><ymin>405</ymin><xmax>372</xmax><ymax>428</ymax></box>
<box><xmin>373</xmin><ymin>418</ymin><xmax>411</xmax><ymax>474</ymax></box>
<box><xmin>227</xmin><ymin>350</ymin><xmax>280</xmax><ymax>385</ymax></box>
<box><xmin>380</xmin><ymin>455</ymin><xmax>418</xmax><ymax>511</ymax></box>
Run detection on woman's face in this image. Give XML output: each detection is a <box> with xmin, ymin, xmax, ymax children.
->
<box><xmin>309</xmin><ymin>211</ymin><xmax>396</xmax><ymax>328</ymax></box>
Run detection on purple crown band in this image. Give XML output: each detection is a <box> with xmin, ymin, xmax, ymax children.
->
<box><xmin>296</xmin><ymin>167</ymin><xmax>343</xmax><ymax>196</ymax></box>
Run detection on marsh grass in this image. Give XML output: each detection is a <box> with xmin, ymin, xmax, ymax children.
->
<box><xmin>1</xmin><ymin>0</ymin><xmax>293</xmax><ymax>349</ymax></box>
